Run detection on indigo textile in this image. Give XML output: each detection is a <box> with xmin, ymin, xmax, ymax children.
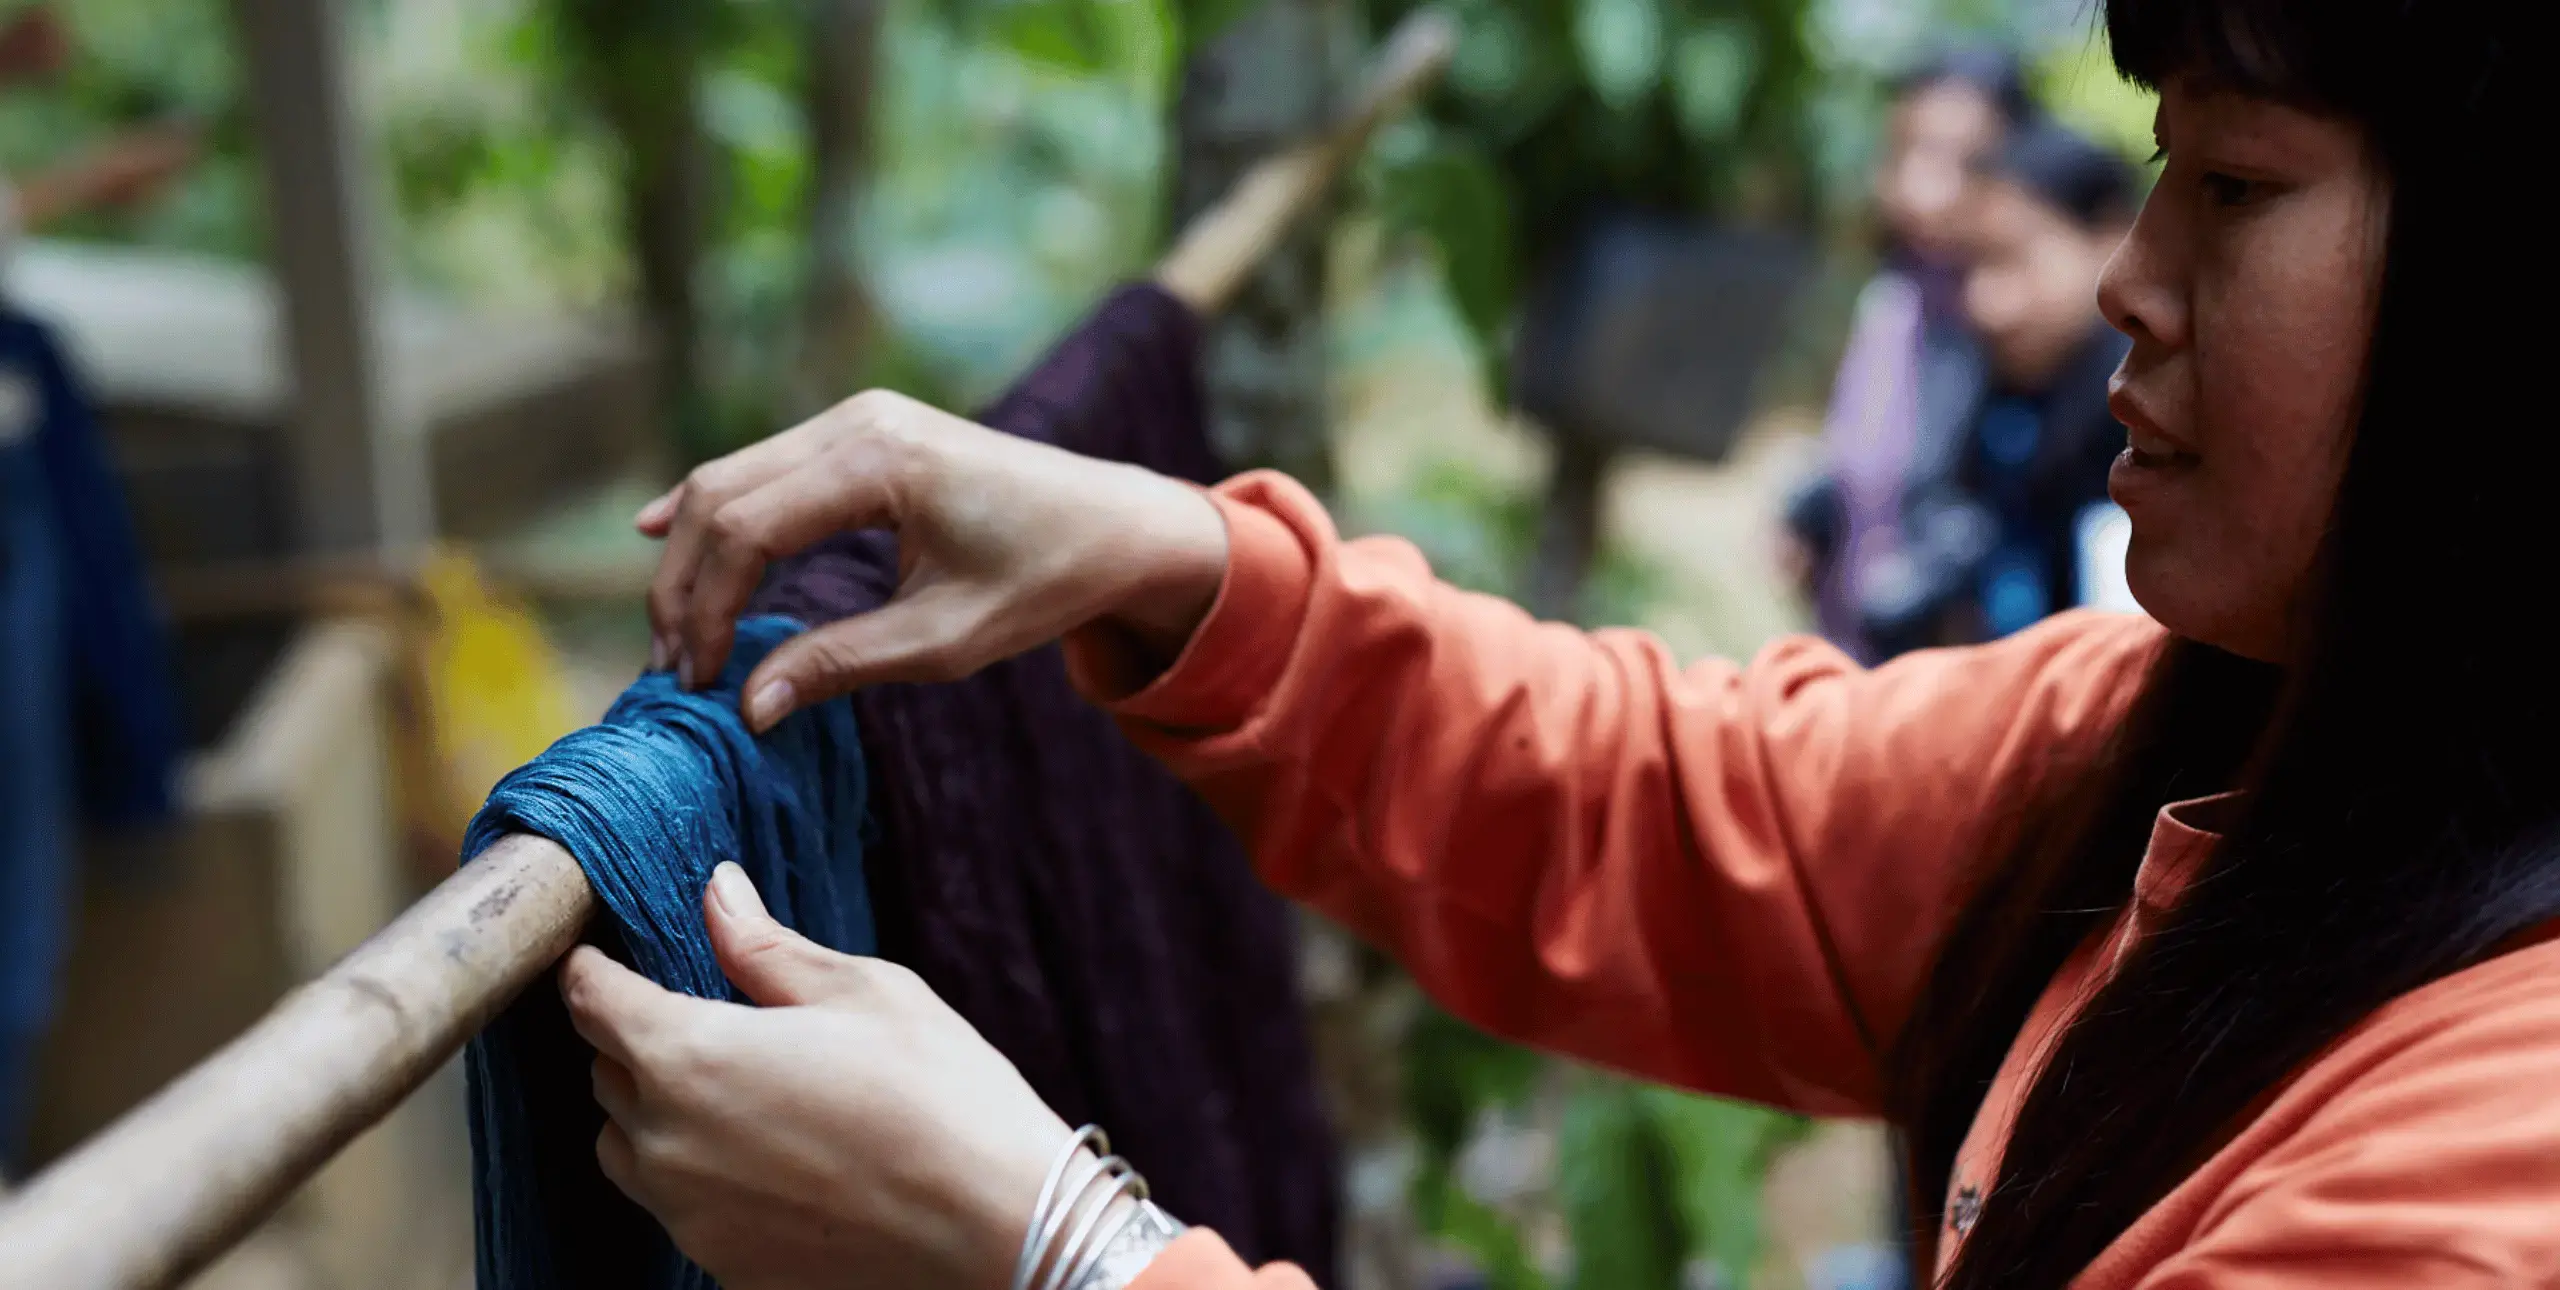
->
<box><xmin>461</xmin><ymin>616</ymin><xmax>873</xmax><ymax>1289</ymax></box>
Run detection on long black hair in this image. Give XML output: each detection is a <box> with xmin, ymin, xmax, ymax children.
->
<box><xmin>1885</xmin><ymin>2</ymin><xmax>2553</xmax><ymax>1285</ymax></box>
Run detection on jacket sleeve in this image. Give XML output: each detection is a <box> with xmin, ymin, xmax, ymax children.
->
<box><xmin>1066</xmin><ymin>471</ymin><xmax>2161</xmax><ymax>1116</ymax></box>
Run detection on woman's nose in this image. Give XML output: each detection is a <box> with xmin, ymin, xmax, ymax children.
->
<box><xmin>2097</xmin><ymin>197</ymin><xmax>2188</xmax><ymax>351</ymax></box>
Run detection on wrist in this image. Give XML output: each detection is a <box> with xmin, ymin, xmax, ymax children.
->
<box><xmin>1099</xmin><ymin>478</ymin><xmax>1228</xmax><ymax>670</ymax></box>
<box><xmin>1012</xmin><ymin>1127</ymin><xmax>1182</xmax><ymax>1290</ymax></box>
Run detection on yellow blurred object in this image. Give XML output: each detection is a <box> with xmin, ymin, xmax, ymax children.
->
<box><xmin>416</xmin><ymin>548</ymin><xmax>582</xmax><ymax>842</ymax></box>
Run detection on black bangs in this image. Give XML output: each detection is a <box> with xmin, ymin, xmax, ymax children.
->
<box><xmin>2103</xmin><ymin>0</ymin><xmax>2341</xmax><ymax>107</ymax></box>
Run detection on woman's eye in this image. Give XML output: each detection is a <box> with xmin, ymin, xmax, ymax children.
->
<box><xmin>2201</xmin><ymin>171</ymin><xmax>2262</xmax><ymax>207</ymax></box>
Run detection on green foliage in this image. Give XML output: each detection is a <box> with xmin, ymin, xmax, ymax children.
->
<box><xmin>984</xmin><ymin>0</ymin><xmax>1174</xmax><ymax>81</ymax></box>
<box><xmin>1559</xmin><ymin>1083</ymin><xmax>1690</xmax><ymax>1290</ymax></box>
<box><xmin>1403</xmin><ymin>1005</ymin><xmax>1811</xmax><ymax>1290</ymax></box>
<box><xmin>1557</xmin><ymin>1080</ymin><xmax>1810</xmax><ymax>1290</ymax></box>
<box><xmin>1349</xmin><ymin>456</ymin><xmax>1662</xmax><ymax>628</ymax></box>
<box><xmin>0</xmin><ymin>0</ymin><xmax>258</xmax><ymax>257</ymax></box>
<box><xmin>1358</xmin><ymin>0</ymin><xmax>1831</xmax><ymax>374</ymax></box>
<box><xmin>1639</xmin><ymin>1086</ymin><xmax>1814</xmax><ymax>1284</ymax></box>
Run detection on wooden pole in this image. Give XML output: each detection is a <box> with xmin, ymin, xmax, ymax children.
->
<box><xmin>0</xmin><ymin>18</ymin><xmax>1456</xmax><ymax>1286</ymax></box>
<box><xmin>0</xmin><ymin>835</ymin><xmax>594</xmax><ymax>1290</ymax></box>
<box><xmin>229</xmin><ymin>0</ymin><xmax>430</xmax><ymax>552</ymax></box>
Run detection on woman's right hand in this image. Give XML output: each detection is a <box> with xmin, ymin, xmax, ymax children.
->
<box><xmin>638</xmin><ymin>389</ymin><xmax>1231</xmax><ymax>731</ymax></box>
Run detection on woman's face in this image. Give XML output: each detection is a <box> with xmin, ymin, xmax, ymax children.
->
<box><xmin>1877</xmin><ymin>82</ymin><xmax>2005</xmax><ymax>259</ymax></box>
<box><xmin>2098</xmin><ymin>80</ymin><xmax>2387</xmax><ymax>662</ymax></box>
<box><xmin>1963</xmin><ymin>181</ymin><xmax>2115</xmax><ymax>389</ymax></box>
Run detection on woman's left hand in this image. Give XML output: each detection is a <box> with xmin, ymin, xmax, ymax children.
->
<box><xmin>559</xmin><ymin>863</ymin><xmax>1073</xmax><ymax>1290</ymax></box>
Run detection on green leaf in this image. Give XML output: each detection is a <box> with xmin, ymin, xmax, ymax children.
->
<box><xmin>1174</xmin><ymin>0</ymin><xmax>1265</xmax><ymax>52</ymax></box>
<box><xmin>1404</xmin><ymin>1007</ymin><xmax>1546</xmax><ymax>1157</ymax></box>
<box><xmin>1558</xmin><ymin>1082</ymin><xmax>1687</xmax><ymax>1290</ymax></box>
<box><xmin>988</xmin><ymin>0</ymin><xmax>1118</xmax><ymax>73</ymax></box>
<box><xmin>1375</xmin><ymin>138</ymin><xmax>1517</xmax><ymax>357</ymax></box>
<box><xmin>1640</xmin><ymin>1089</ymin><xmax>1811</xmax><ymax>1287</ymax></box>
<box><xmin>1669</xmin><ymin>17</ymin><xmax>1758</xmax><ymax>144</ymax></box>
<box><xmin>1571</xmin><ymin>0</ymin><xmax>1665</xmax><ymax>112</ymax></box>
<box><xmin>1414</xmin><ymin>1163</ymin><xmax>1555</xmax><ymax>1290</ymax></box>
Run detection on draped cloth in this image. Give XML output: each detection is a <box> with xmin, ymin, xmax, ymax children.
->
<box><xmin>750</xmin><ymin>283</ymin><xmax>1341</xmax><ymax>1279</ymax></box>
<box><xmin>462</xmin><ymin>616</ymin><xmax>875</xmax><ymax>1290</ymax></box>
<box><xmin>0</xmin><ymin>310</ymin><xmax>181</xmax><ymax>1169</ymax></box>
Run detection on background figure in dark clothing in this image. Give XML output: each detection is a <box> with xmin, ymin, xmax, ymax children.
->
<box><xmin>1781</xmin><ymin>47</ymin><xmax>2032</xmax><ymax>663</ymax></box>
<box><xmin>1857</xmin><ymin>119</ymin><xmax>2137</xmax><ymax>655</ymax></box>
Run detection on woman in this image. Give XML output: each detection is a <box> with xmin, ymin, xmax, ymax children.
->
<box><xmin>1783</xmin><ymin>46</ymin><xmax>2032</xmax><ymax>662</ymax></box>
<box><xmin>574</xmin><ymin>0</ymin><xmax>2560</xmax><ymax>1286</ymax></box>
<box><xmin>1867</xmin><ymin>119</ymin><xmax>2138</xmax><ymax>652</ymax></box>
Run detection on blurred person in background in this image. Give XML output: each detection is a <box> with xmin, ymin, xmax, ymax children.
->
<box><xmin>1</xmin><ymin>1</ymin><xmax>189</xmax><ymax>1178</ymax></box>
<box><xmin>1856</xmin><ymin>120</ymin><xmax>2137</xmax><ymax>655</ymax></box>
<box><xmin>1782</xmin><ymin>46</ymin><xmax>2031</xmax><ymax>663</ymax></box>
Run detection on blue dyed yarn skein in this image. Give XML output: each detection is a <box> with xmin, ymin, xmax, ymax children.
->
<box><xmin>460</xmin><ymin>616</ymin><xmax>875</xmax><ymax>1289</ymax></box>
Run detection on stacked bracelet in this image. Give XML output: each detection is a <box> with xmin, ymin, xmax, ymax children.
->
<box><xmin>1011</xmin><ymin>1125</ymin><xmax>1187</xmax><ymax>1290</ymax></box>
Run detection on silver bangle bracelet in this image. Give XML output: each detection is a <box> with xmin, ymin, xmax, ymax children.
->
<box><xmin>1010</xmin><ymin>1125</ymin><xmax>1185</xmax><ymax>1290</ymax></box>
<box><xmin>1068</xmin><ymin>1200</ymin><xmax>1187</xmax><ymax>1290</ymax></box>
<box><xmin>1046</xmin><ymin>1167</ymin><xmax>1142</xmax><ymax>1290</ymax></box>
<box><xmin>1013</xmin><ymin>1126</ymin><xmax>1110</xmax><ymax>1290</ymax></box>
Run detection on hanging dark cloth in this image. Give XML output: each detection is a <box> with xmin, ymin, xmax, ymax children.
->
<box><xmin>0</xmin><ymin>310</ymin><xmax>181</xmax><ymax>1169</ymax></box>
<box><xmin>462</xmin><ymin>615</ymin><xmax>876</xmax><ymax>1290</ymax></box>
<box><xmin>750</xmin><ymin>283</ymin><xmax>1341</xmax><ymax>1280</ymax></box>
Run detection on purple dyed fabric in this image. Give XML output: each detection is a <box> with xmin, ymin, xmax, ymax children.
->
<box><xmin>750</xmin><ymin>284</ymin><xmax>1340</xmax><ymax>1279</ymax></box>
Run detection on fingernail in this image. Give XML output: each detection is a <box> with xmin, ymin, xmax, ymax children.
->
<box><xmin>635</xmin><ymin>493</ymin><xmax>673</xmax><ymax>527</ymax></box>
<box><xmin>709</xmin><ymin>862</ymin><xmax>761</xmax><ymax>918</ymax></box>
<box><xmin>677</xmin><ymin>652</ymin><xmax>695</xmax><ymax>690</ymax></box>
<box><xmin>649</xmin><ymin>635</ymin><xmax>669</xmax><ymax>672</ymax></box>
<box><xmin>748</xmin><ymin>679</ymin><xmax>795</xmax><ymax>731</ymax></box>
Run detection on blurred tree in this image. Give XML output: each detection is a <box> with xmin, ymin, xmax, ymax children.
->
<box><xmin>542</xmin><ymin>0</ymin><xmax>725</xmax><ymax>459</ymax></box>
<box><xmin>1361</xmin><ymin>0</ymin><xmax>1823</xmax><ymax>395</ymax></box>
<box><xmin>1163</xmin><ymin>0</ymin><xmax>1349</xmax><ymax>487</ymax></box>
<box><xmin>791</xmin><ymin>0</ymin><xmax>886</xmax><ymax>418</ymax></box>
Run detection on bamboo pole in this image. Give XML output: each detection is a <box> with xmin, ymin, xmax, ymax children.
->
<box><xmin>0</xmin><ymin>19</ymin><xmax>1454</xmax><ymax>1287</ymax></box>
<box><xmin>0</xmin><ymin>835</ymin><xmax>594</xmax><ymax>1289</ymax></box>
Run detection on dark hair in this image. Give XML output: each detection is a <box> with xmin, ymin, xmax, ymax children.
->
<box><xmin>1981</xmin><ymin>118</ymin><xmax>2137</xmax><ymax>229</ymax></box>
<box><xmin>1887</xmin><ymin>2</ymin><xmax>2550</xmax><ymax>1286</ymax></box>
<box><xmin>1894</xmin><ymin>44</ymin><xmax>2036</xmax><ymax>124</ymax></box>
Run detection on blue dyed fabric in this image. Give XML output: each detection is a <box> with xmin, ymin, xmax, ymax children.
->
<box><xmin>0</xmin><ymin>312</ymin><xmax>181</xmax><ymax>830</ymax></box>
<box><xmin>1</xmin><ymin>309</ymin><xmax>181</xmax><ymax>1169</ymax></box>
<box><xmin>461</xmin><ymin>616</ymin><xmax>873</xmax><ymax>1289</ymax></box>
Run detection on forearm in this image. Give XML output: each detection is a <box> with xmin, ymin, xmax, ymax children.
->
<box><xmin>1074</xmin><ymin>473</ymin><xmax>1893</xmax><ymax>1109</ymax></box>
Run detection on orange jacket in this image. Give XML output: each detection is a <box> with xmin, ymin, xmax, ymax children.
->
<box><xmin>1078</xmin><ymin>473</ymin><xmax>2560</xmax><ymax>1288</ymax></box>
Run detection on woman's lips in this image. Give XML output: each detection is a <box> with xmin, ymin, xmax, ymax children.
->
<box><xmin>2108</xmin><ymin>387</ymin><xmax>2198</xmax><ymax>471</ymax></box>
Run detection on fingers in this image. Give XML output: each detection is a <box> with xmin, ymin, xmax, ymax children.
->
<box><xmin>738</xmin><ymin>584</ymin><xmax>993</xmax><ymax>730</ymax></box>
<box><xmin>646</xmin><ymin>394</ymin><xmax>920</xmax><ymax>690</ymax></box>
<box><xmin>592</xmin><ymin>1053</ymin><xmax>640</xmax><ymax>1123</ymax></box>
<box><xmin>705</xmin><ymin>862</ymin><xmax>870</xmax><ymax>1006</ymax></box>
<box><xmin>681</xmin><ymin>450</ymin><xmax>905</xmax><ymax>698</ymax></box>
<box><xmin>559</xmin><ymin>945</ymin><xmax>681</xmax><ymax>1067</ymax></box>
<box><xmin>595</xmin><ymin>1119</ymin><xmax>643</xmax><ymax>1202</ymax></box>
<box><xmin>644</xmin><ymin>421</ymin><xmax>841</xmax><ymax>682</ymax></box>
<box><xmin>634</xmin><ymin>488</ymin><xmax>679</xmax><ymax>536</ymax></box>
